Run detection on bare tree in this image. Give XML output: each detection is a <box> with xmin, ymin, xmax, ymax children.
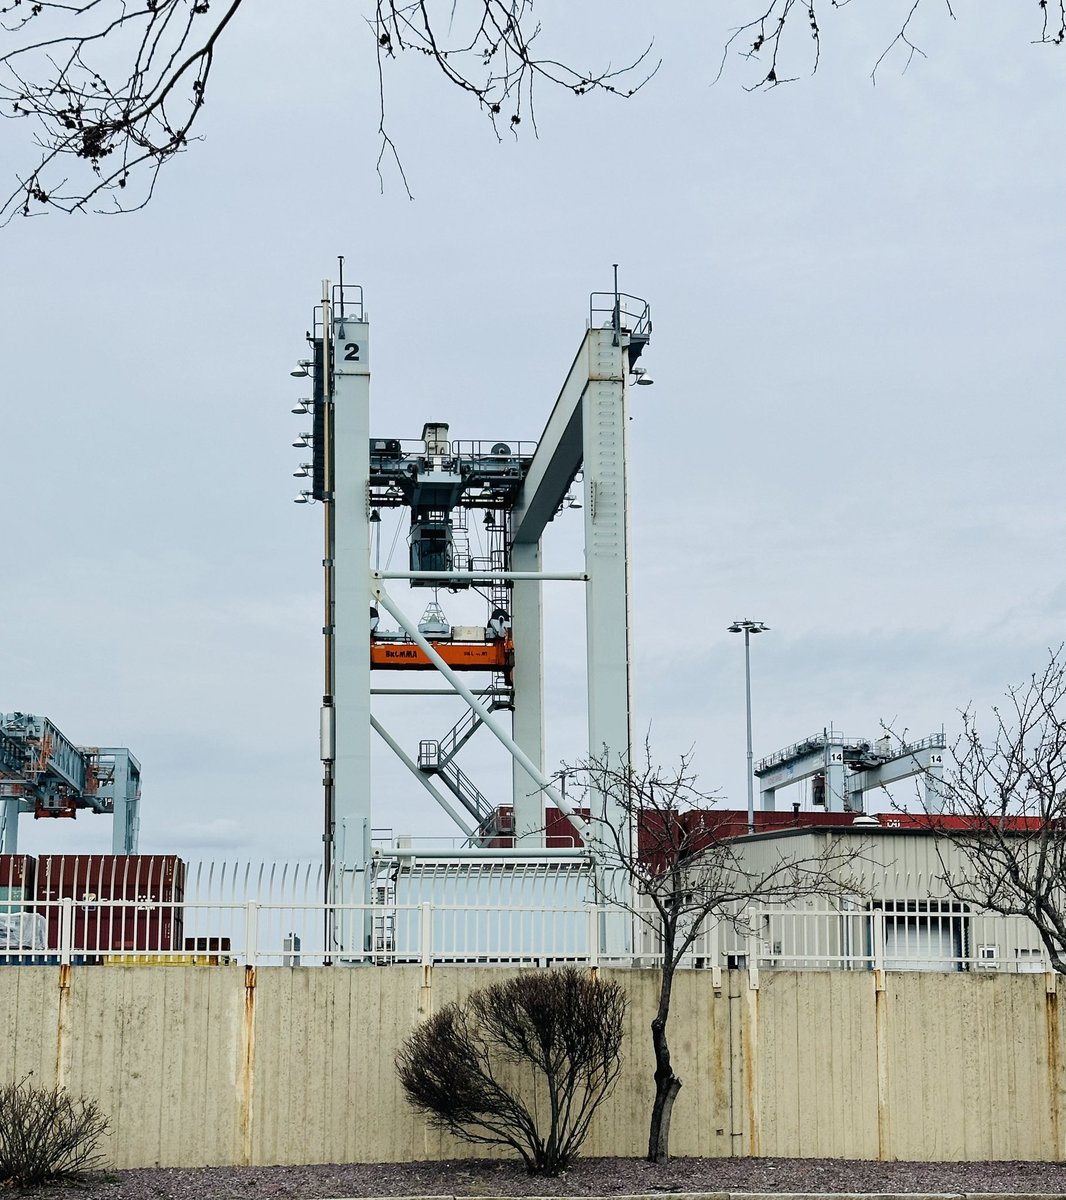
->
<box><xmin>3</xmin><ymin>3</ymin><xmax>1059</xmax><ymax>225</ymax></box>
<box><xmin>717</xmin><ymin>0</ymin><xmax>1064</xmax><ymax>89</ymax></box>
<box><xmin>570</xmin><ymin>745</ymin><xmax>863</xmax><ymax>1164</ymax></box>
<box><xmin>0</xmin><ymin>0</ymin><xmax>654</xmax><ymax>223</ymax></box>
<box><xmin>916</xmin><ymin>648</ymin><xmax>1066</xmax><ymax>972</ymax></box>
<box><xmin>396</xmin><ymin>967</ymin><xmax>626</xmax><ymax>1175</ymax></box>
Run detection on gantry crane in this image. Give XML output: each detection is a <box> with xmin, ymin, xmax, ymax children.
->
<box><xmin>290</xmin><ymin>271</ymin><xmax>652</xmax><ymax>958</ymax></box>
<box><xmin>0</xmin><ymin>712</ymin><xmax>140</xmax><ymax>854</ymax></box>
<box><xmin>754</xmin><ymin>728</ymin><xmax>947</xmax><ymax>813</ymax></box>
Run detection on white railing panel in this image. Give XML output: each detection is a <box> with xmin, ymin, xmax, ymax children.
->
<box><xmin>0</xmin><ymin>863</ymin><xmax>1054</xmax><ymax>973</ymax></box>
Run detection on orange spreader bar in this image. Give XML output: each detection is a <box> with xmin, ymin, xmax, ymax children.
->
<box><xmin>370</xmin><ymin>637</ymin><xmax>514</xmax><ymax>672</ymax></box>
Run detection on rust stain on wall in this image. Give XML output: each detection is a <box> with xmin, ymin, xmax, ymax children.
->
<box><xmin>711</xmin><ymin>990</ymin><xmax>728</xmax><ymax>1146</ymax></box>
<box><xmin>1046</xmin><ymin>986</ymin><xmax>1061</xmax><ymax>1158</ymax></box>
<box><xmin>54</xmin><ymin>964</ymin><xmax>72</xmax><ymax>1091</ymax></box>
<box><xmin>741</xmin><ymin>982</ymin><xmax>759</xmax><ymax>1156</ymax></box>
<box><xmin>239</xmin><ymin>966</ymin><xmax>257</xmax><ymax>1166</ymax></box>
<box><xmin>726</xmin><ymin>976</ymin><xmax>744</xmax><ymax>1154</ymax></box>
<box><xmin>418</xmin><ymin>963</ymin><xmax>434</xmax><ymax>1020</ymax></box>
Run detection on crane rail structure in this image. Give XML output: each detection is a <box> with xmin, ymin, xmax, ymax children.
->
<box><xmin>754</xmin><ymin>728</ymin><xmax>948</xmax><ymax>813</ymax></box>
<box><xmin>0</xmin><ymin>712</ymin><xmax>141</xmax><ymax>854</ymax></box>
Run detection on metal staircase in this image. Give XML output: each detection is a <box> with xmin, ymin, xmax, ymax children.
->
<box><xmin>417</xmin><ymin>696</ymin><xmax>511</xmax><ymax>839</ymax></box>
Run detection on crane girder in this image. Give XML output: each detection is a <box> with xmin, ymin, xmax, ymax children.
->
<box><xmin>0</xmin><ymin>712</ymin><xmax>140</xmax><ymax>853</ymax></box>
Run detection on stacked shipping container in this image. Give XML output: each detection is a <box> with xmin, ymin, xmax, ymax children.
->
<box><xmin>34</xmin><ymin>854</ymin><xmax>185</xmax><ymax>954</ymax></box>
<box><xmin>2</xmin><ymin>855</ymin><xmax>186</xmax><ymax>957</ymax></box>
<box><xmin>0</xmin><ymin>854</ymin><xmax>34</xmax><ymax>910</ymax></box>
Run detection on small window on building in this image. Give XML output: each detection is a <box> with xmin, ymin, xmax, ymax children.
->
<box><xmin>1016</xmin><ymin>948</ymin><xmax>1044</xmax><ymax>974</ymax></box>
<box><xmin>977</xmin><ymin>944</ymin><xmax>998</xmax><ymax>969</ymax></box>
<box><xmin>726</xmin><ymin>952</ymin><xmax>748</xmax><ymax>970</ymax></box>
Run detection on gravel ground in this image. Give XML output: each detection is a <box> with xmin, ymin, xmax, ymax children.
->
<box><xmin>16</xmin><ymin>1157</ymin><xmax>1066</xmax><ymax>1199</ymax></box>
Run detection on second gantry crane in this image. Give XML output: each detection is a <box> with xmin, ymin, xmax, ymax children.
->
<box><xmin>0</xmin><ymin>711</ymin><xmax>141</xmax><ymax>854</ymax></box>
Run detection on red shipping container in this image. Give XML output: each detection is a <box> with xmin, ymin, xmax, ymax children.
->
<box><xmin>0</xmin><ymin>854</ymin><xmax>35</xmax><ymax>896</ymax></box>
<box><xmin>35</xmin><ymin>855</ymin><xmax>185</xmax><ymax>954</ymax></box>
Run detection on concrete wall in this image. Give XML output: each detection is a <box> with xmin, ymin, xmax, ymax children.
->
<box><xmin>2</xmin><ymin>964</ymin><xmax>1063</xmax><ymax>1168</ymax></box>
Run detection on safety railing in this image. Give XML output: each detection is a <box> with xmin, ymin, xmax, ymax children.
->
<box><xmin>737</xmin><ymin>903</ymin><xmax>1052</xmax><ymax>974</ymax></box>
<box><xmin>589</xmin><ymin>292</ymin><xmax>651</xmax><ymax>341</ymax></box>
<box><xmin>755</xmin><ymin>729</ymin><xmax>946</xmax><ymax>774</ymax></box>
<box><xmin>367</xmin><ymin>438</ymin><xmax>537</xmax><ymax>462</ymax></box>
<box><xmin>0</xmin><ymin>898</ymin><xmax>600</xmax><ymax>968</ymax></box>
<box><xmin>895</xmin><ymin>731</ymin><xmax>947</xmax><ymax>755</ymax></box>
<box><xmin>754</xmin><ymin>730</ymin><xmax>868</xmax><ymax>773</ymax></box>
<box><xmin>0</xmin><ymin>895</ymin><xmax>1053</xmax><ymax>974</ymax></box>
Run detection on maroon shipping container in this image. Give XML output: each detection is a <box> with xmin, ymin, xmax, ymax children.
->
<box><xmin>0</xmin><ymin>854</ymin><xmax>35</xmax><ymax>894</ymax></box>
<box><xmin>35</xmin><ymin>855</ymin><xmax>185</xmax><ymax>954</ymax></box>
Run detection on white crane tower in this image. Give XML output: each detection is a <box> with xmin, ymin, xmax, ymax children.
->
<box><xmin>291</xmin><ymin>270</ymin><xmax>652</xmax><ymax>960</ymax></box>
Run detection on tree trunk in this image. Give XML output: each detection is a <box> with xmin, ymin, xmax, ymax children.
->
<box><xmin>648</xmin><ymin>1068</ymin><xmax>682</xmax><ymax>1164</ymax></box>
<box><xmin>647</xmin><ymin>961</ymin><xmax>680</xmax><ymax>1163</ymax></box>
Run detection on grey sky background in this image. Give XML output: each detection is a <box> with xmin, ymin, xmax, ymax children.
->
<box><xmin>2</xmin><ymin>2</ymin><xmax>1063</xmax><ymax>860</ymax></box>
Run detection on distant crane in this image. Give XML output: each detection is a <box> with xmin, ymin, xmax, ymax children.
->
<box><xmin>754</xmin><ymin>728</ymin><xmax>946</xmax><ymax>814</ymax></box>
<box><xmin>0</xmin><ymin>712</ymin><xmax>140</xmax><ymax>854</ymax></box>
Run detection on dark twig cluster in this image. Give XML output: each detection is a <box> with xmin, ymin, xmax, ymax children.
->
<box><xmin>1041</xmin><ymin>0</ymin><xmax>1066</xmax><ymax>46</ymax></box>
<box><xmin>717</xmin><ymin>0</ymin><xmax>1061</xmax><ymax>89</ymax></box>
<box><xmin>0</xmin><ymin>0</ymin><xmax>244</xmax><ymax>222</ymax></box>
<box><xmin>374</xmin><ymin>1</ymin><xmax>656</xmax><ymax>138</ymax></box>
<box><xmin>0</xmin><ymin>0</ymin><xmax>655</xmax><ymax>221</ymax></box>
<box><xmin>371</xmin><ymin>1</ymin><xmax>657</xmax><ymax>195</ymax></box>
<box><xmin>397</xmin><ymin>968</ymin><xmax>626</xmax><ymax>1175</ymax></box>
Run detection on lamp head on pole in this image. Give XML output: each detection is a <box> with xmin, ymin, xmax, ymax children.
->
<box><xmin>728</xmin><ymin>619</ymin><xmax>769</xmax><ymax>635</ymax></box>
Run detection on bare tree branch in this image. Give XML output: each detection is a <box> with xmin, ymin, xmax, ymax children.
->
<box><xmin>564</xmin><ymin>740</ymin><xmax>865</xmax><ymax>1163</ymax></box>
<box><xmin>903</xmin><ymin>648</ymin><xmax>1066</xmax><ymax>972</ymax></box>
<box><xmin>716</xmin><ymin>0</ymin><xmax>1059</xmax><ymax>90</ymax></box>
<box><xmin>3</xmin><ymin>1</ymin><xmax>1058</xmax><ymax>221</ymax></box>
<box><xmin>0</xmin><ymin>0</ymin><xmax>245</xmax><ymax>222</ymax></box>
<box><xmin>0</xmin><ymin>0</ymin><xmax>657</xmax><ymax>223</ymax></box>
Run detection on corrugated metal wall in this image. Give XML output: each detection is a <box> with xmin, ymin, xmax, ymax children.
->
<box><xmin>1</xmin><ymin>965</ymin><xmax>1063</xmax><ymax>1168</ymax></box>
<box><xmin>730</xmin><ymin>827</ymin><xmax>1027</xmax><ymax>900</ymax></box>
<box><xmin>724</xmin><ymin>830</ymin><xmax>1046</xmax><ymax>967</ymax></box>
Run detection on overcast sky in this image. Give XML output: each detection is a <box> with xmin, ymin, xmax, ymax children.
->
<box><xmin>2</xmin><ymin>2</ymin><xmax>1063</xmax><ymax>862</ymax></box>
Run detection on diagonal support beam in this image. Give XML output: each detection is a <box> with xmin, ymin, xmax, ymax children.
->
<box><xmin>370</xmin><ymin>716</ymin><xmax>477</xmax><ymax>838</ymax></box>
<box><xmin>372</xmin><ymin>584</ymin><xmax>588</xmax><ymax>836</ymax></box>
<box><xmin>510</xmin><ymin>334</ymin><xmax>591</xmax><ymax>545</ymax></box>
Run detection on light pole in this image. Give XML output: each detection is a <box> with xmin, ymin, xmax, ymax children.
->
<box><xmin>728</xmin><ymin>619</ymin><xmax>769</xmax><ymax>835</ymax></box>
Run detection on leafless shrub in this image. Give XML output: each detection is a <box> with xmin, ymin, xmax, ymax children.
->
<box><xmin>396</xmin><ymin>967</ymin><xmax>625</xmax><ymax>1175</ymax></box>
<box><xmin>0</xmin><ymin>1075</ymin><xmax>109</xmax><ymax>1186</ymax></box>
